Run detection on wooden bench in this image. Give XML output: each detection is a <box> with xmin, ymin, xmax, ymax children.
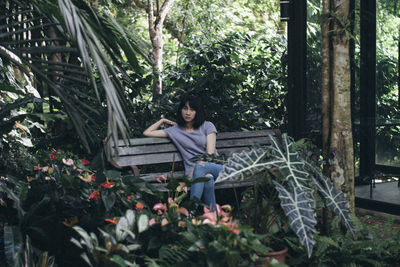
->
<box><xmin>106</xmin><ymin>129</ymin><xmax>281</xmax><ymax>191</ymax></box>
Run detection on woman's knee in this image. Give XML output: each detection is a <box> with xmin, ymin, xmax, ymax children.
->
<box><xmin>193</xmin><ymin>163</ymin><xmax>206</xmax><ymax>177</ymax></box>
<box><xmin>204</xmin><ymin>174</ymin><xmax>214</xmax><ymax>188</ymax></box>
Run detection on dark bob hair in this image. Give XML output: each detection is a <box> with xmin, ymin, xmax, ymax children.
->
<box><xmin>176</xmin><ymin>95</ymin><xmax>206</xmax><ymax>129</ymax></box>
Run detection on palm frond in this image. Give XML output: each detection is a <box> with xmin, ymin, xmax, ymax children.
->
<box><xmin>0</xmin><ymin>0</ymin><xmax>148</xmax><ymax>152</ymax></box>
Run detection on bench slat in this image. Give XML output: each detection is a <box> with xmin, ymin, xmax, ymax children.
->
<box><xmin>115</xmin><ymin>136</ymin><xmax>273</xmax><ymax>156</ymax></box>
<box><xmin>217</xmin><ymin>129</ymin><xmax>278</xmax><ymax>139</ymax></box>
<box><xmin>114</xmin><ymin>129</ymin><xmax>278</xmax><ymax>147</ymax></box>
<box><xmin>112</xmin><ymin>146</ymin><xmax>255</xmax><ymax>167</ymax></box>
<box><xmin>113</xmin><ymin>152</ymin><xmax>183</xmax><ymax>166</ymax></box>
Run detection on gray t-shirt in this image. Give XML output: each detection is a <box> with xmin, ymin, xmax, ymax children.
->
<box><xmin>163</xmin><ymin>121</ymin><xmax>217</xmax><ymax>175</ymax></box>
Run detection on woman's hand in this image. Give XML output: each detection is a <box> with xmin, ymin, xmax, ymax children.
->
<box><xmin>143</xmin><ymin>118</ymin><xmax>176</xmax><ymax>137</ymax></box>
<box><xmin>162</xmin><ymin>119</ymin><xmax>177</xmax><ymax>127</ymax></box>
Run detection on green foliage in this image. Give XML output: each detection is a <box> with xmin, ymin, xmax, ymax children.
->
<box><xmin>3</xmin><ymin>227</ymin><xmax>55</xmax><ymax>267</ymax></box>
<box><xmin>217</xmin><ymin>134</ymin><xmax>355</xmax><ymax>257</ymax></box>
<box><xmin>286</xmin><ymin>216</ymin><xmax>400</xmax><ymax>266</ymax></box>
<box><xmin>0</xmin><ymin>0</ymin><xmax>148</xmax><ymax>154</ymax></box>
<box><xmin>0</xmin><ymin>148</ymin><xmax>160</xmax><ymax>265</ymax></box>
<box><xmin>162</xmin><ymin>31</ymin><xmax>287</xmax><ymax>131</ymax></box>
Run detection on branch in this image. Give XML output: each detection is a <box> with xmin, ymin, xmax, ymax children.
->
<box><xmin>155</xmin><ymin>0</ymin><xmax>174</xmax><ymax>29</ymax></box>
<box><xmin>148</xmin><ymin>0</ymin><xmax>154</xmax><ymax>32</ymax></box>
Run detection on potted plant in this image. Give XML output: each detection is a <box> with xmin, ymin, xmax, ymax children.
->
<box><xmin>215</xmin><ymin>134</ymin><xmax>356</xmax><ymax>259</ymax></box>
<box><xmin>238</xmin><ymin>170</ymin><xmax>290</xmax><ymax>265</ymax></box>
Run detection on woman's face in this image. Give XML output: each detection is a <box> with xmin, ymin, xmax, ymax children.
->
<box><xmin>181</xmin><ymin>102</ymin><xmax>196</xmax><ymax>124</ymax></box>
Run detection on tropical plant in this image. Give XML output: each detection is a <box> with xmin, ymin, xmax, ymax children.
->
<box><xmin>3</xmin><ymin>227</ymin><xmax>55</xmax><ymax>267</ymax></box>
<box><xmin>285</xmin><ymin>216</ymin><xmax>400</xmax><ymax>266</ymax></box>
<box><xmin>0</xmin><ymin>0</ymin><xmax>149</xmax><ymax>153</ymax></box>
<box><xmin>0</xmin><ymin>147</ymin><xmax>161</xmax><ymax>265</ymax></box>
<box><xmin>215</xmin><ymin>133</ymin><xmax>356</xmax><ymax>258</ymax></box>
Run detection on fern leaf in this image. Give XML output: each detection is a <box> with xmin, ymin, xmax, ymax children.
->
<box><xmin>273</xmin><ymin>181</ymin><xmax>316</xmax><ymax>258</ymax></box>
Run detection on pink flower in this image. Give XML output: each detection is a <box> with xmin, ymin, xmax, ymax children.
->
<box><xmin>168</xmin><ymin>197</ymin><xmax>176</xmax><ymax>204</ymax></box>
<box><xmin>149</xmin><ymin>218</ymin><xmax>158</xmax><ymax>226</ymax></box>
<box><xmin>178</xmin><ymin>207</ymin><xmax>189</xmax><ymax>217</ymax></box>
<box><xmin>79</xmin><ymin>159</ymin><xmax>90</xmax><ymax>165</ymax></box>
<box><xmin>78</xmin><ymin>173</ymin><xmax>94</xmax><ymax>183</ymax></box>
<box><xmin>91</xmin><ymin>175</ymin><xmax>96</xmax><ymax>181</ymax></box>
<box><xmin>216</xmin><ymin>204</ymin><xmax>229</xmax><ymax>217</ymax></box>
<box><xmin>127</xmin><ymin>195</ymin><xmax>133</xmax><ymax>200</ymax></box>
<box><xmin>153</xmin><ymin>203</ymin><xmax>166</xmax><ymax>211</ymax></box>
<box><xmin>62</xmin><ymin>158</ymin><xmax>74</xmax><ymax>166</ymax></box>
<box><xmin>34</xmin><ymin>164</ymin><xmax>43</xmax><ymax>170</ymax></box>
<box><xmin>157</xmin><ymin>210</ymin><xmax>163</xmax><ymax>215</ymax></box>
<box><xmin>161</xmin><ymin>218</ymin><xmax>169</xmax><ymax>226</ymax></box>
<box><xmin>201</xmin><ymin>207</ymin><xmax>217</xmax><ymax>222</ymax></box>
<box><xmin>202</xmin><ymin>219</ymin><xmax>216</xmax><ymax>226</ymax></box>
<box><xmin>156</xmin><ymin>174</ymin><xmax>167</xmax><ymax>183</ymax></box>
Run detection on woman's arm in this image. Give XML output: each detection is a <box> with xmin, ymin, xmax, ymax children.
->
<box><xmin>143</xmin><ymin>118</ymin><xmax>176</xmax><ymax>137</ymax></box>
<box><xmin>206</xmin><ymin>132</ymin><xmax>217</xmax><ymax>154</ymax></box>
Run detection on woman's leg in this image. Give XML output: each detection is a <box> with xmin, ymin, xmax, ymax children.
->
<box><xmin>191</xmin><ymin>162</ymin><xmax>223</xmax><ymax>211</ymax></box>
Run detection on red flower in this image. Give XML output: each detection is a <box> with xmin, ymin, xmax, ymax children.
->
<box><xmin>127</xmin><ymin>195</ymin><xmax>133</xmax><ymax>200</ymax></box>
<box><xmin>101</xmin><ymin>181</ymin><xmax>115</xmax><ymax>188</ymax></box>
<box><xmin>156</xmin><ymin>174</ymin><xmax>167</xmax><ymax>183</ymax></box>
<box><xmin>91</xmin><ymin>175</ymin><xmax>96</xmax><ymax>181</ymax></box>
<box><xmin>88</xmin><ymin>190</ymin><xmax>100</xmax><ymax>199</ymax></box>
<box><xmin>136</xmin><ymin>202</ymin><xmax>144</xmax><ymax>210</ymax></box>
<box><xmin>105</xmin><ymin>218</ymin><xmax>118</xmax><ymax>225</ymax></box>
<box><xmin>80</xmin><ymin>159</ymin><xmax>90</xmax><ymax>165</ymax></box>
<box><xmin>49</xmin><ymin>154</ymin><xmax>58</xmax><ymax>161</ymax></box>
<box><xmin>52</xmin><ymin>149</ymin><xmax>59</xmax><ymax>154</ymax></box>
<box><xmin>34</xmin><ymin>164</ymin><xmax>43</xmax><ymax>170</ymax></box>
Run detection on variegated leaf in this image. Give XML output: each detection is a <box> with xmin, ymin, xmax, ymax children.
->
<box><xmin>269</xmin><ymin>134</ymin><xmax>311</xmax><ymax>192</ymax></box>
<box><xmin>311</xmin><ymin>174</ymin><xmax>356</xmax><ymax>237</ymax></box>
<box><xmin>273</xmin><ymin>181</ymin><xmax>316</xmax><ymax>258</ymax></box>
<box><xmin>216</xmin><ymin>146</ymin><xmax>281</xmax><ymax>183</ymax></box>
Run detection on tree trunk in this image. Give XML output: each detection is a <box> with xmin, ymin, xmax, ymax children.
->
<box><xmin>321</xmin><ymin>0</ymin><xmax>355</xmax><ymax>213</ymax></box>
<box><xmin>147</xmin><ymin>0</ymin><xmax>174</xmax><ymax>102</ymax></box>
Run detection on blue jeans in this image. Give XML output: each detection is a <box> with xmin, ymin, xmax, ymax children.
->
<box><xmin>190</xmin><ymin>162</ymin><xmax>223</xmax><ymax>211</ymax></box>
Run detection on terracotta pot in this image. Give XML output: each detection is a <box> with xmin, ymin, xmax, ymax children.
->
<box><xmin>255</xmin><ymin>246</ymin><xmax>288</xmax><ymax>266</ymax></box>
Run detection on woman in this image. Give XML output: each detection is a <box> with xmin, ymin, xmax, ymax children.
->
<box><xmin>143</xmin><ymin>95</ymin><xmax>222</xmax><ymax>211</ymax></box>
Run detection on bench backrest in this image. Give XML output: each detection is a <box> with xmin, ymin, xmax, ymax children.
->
<box><xmin>109</xmin><ymin>129</ymin><xmax>281</xmax><ymax>169</ymax></box>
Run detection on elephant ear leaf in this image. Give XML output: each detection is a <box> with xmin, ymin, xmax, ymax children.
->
<box><xmin>273</xmin><ymin>181</ymin><xmax>317</xmax><ymax>258</ymax></box>
<box><xmin>271</xmin><ymin>134</ymin><xmax>311</xmax><ymax>192</ymax></box>
<box><xmin>311</xmin><ymin>172</ymin><xmax>356</xmax><ymax>237</ymax></box>
<box><xmin>216</xmin><ymin>146</ymin><xmax>278</xmax><ymax>183</ymax></box>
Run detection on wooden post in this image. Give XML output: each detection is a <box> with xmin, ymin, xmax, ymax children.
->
<box><xmin>359</xmin><ymin>0</ymin><xmax>376</xmax><ymax>178</ymax></box>
<box><xmin>287</xmin><ymin>0</ymin><xmax>307</xmax><ymax>140</ymax></box>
